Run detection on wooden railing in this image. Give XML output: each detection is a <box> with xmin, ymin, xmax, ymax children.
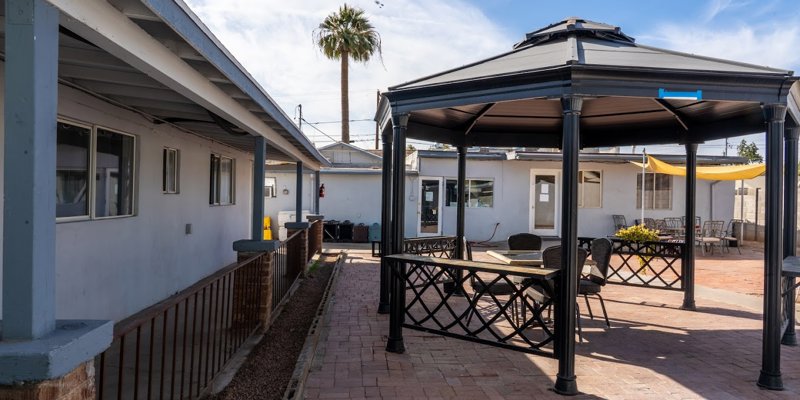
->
<box><xmin>95</xmin><ymin>253</ymin><xmax>266</xmax><ymax>400</ymax></box>
<box><xmin>273</xmin><ymin>229</ymin><xmax>305</xmax><ymax>312</ymax></box>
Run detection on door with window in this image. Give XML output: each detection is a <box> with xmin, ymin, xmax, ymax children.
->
<box><xmin>529</xmin><ymin>170</ymin><xmax>560</xmax><ymax>237</ymax></box>
<box><xmin>417</xmin><ymin>177</ymin><xmax>443</xmax><ymax>236</ymax></box>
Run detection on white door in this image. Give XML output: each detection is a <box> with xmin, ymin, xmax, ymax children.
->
<box><xmin>529</xmin><ymin>169</ymin><xmax>560</xmax><ymax>237</ymax></box>
<box><xmin>417</xmin><ymin>177</ymin><xmax>443</xmax><ymax>237</ymax></box>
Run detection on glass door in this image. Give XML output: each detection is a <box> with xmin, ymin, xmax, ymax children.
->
<box><xmin>418</xmin><ymin>177</ymin><xmax>443</xmax><ymax>236</ymax></box>
<box><xmin>529</xmin><ymin>170</ymin><xmax>560</xmax><ymax>236</ymax></box>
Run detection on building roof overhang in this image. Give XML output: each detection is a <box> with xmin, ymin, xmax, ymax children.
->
<box><xmin>32</xmin><ymin>0</ymin><xmax>328</xmax><ymax>167</ymax></box>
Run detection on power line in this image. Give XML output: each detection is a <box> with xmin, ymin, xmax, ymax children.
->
<box><xmin>307</xmin><ymin>119</ymin><xmax>374</xmax><ymax>125</ymax></box>
<box><xmin>300</xmin><ymin>116</ymin><xmax>339</xmax><ymax>143</ymax></box>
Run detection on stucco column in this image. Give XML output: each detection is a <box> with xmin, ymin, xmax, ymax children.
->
<box><xmin>2</xmin><ymin>0</ymin><xmax>59</xmax><ymax>341</ymax></box>
<box><xmin>0</xmin><ymin>0</ymin><xmax>112</xmax><ymax>390</ymax></box>
<box><xmin>758</xmin><ymin>103</ymin><xmax>786</xmax><ymax>390</ymax></box>
<box><xmin>296</xmin><ymin>161</ymin><xmax>303</xmax><ymax>223</ymax></box>
<box><xmin>252</xmin><ymin>137</ymin><xmax>266</xmax><ymax>240</ymax></box>
<box><xmin>554</xmin><ymin>95</ymin><xmax>582</xmax><ymax>396</ymax></box>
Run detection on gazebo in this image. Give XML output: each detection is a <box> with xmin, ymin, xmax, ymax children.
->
<box><xmin>375</xmin><ymin>18</ymin><xmax>800</xmax><ymax>395</ymax></box>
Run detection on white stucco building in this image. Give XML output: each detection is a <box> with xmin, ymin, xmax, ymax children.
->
<box><xmin>304</xmin><ymin>145</ymin><xmax>741</xmax><ymax>241</ymax></box>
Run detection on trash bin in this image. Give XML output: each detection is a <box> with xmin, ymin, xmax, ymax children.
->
<box><xmin>353</xmin><ymin>223</ymin><xmax>369</xmax><ymax>243</ymax></box>
<box><xmin>369</xmin><ymin>223</ymin><xmax>381</xmax><ymax>242</ymax></box>
<box><xmin>323</xmin><ymin>220</ymin><xmax>339</xmax><ymax>242</ymax></box>
<box><xmin>339</xmin><ymin>220</ymin><xmax>354</xmax><ymax>242</ymax></box>
<box><xmin>730</xmin><ymin>220</ymin><xmax>742</xmax><ymax>247</ymax></box>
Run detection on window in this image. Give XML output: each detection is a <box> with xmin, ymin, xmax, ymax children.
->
<box><xmin>57</xmin><ymin>122</ymin><xmax>137</xmax><ymax>220</ymax></box>
<box><xmin>636</xmin><ymin>172</ymin><xmax>672</xmax><ymax>210</ymax></box>
<box><xmin>264</xmin><ymin>177</ymin><xmax>277</xmax><ymax>198</ymax></box>
<box><xmin>56</xmin><ymin>122</ymin><xmax>91</xmax><ymax>218</ymax></box>
<box><xmin>210</xmin><ymin>154</ymin><xmax>235</xmax><ymax>205</ymax></box>
<box><xmin>445</xmin><ymin>179</ymin><xmax>494</xmax><ymax>208</ymax></box>
<box><xmin>578</xmin><ymin>170</ymin><xmax>602</xmax><ymax>208</ymax></box>
<box><xmin>162</xmin><ymin>148</ymin><xmax>180</xmax><ymax>194</ymax></box>
<box><xmin>95</xmin><ymin>129</ymin><xmax>136</xmax><ymax>217</ymax></box>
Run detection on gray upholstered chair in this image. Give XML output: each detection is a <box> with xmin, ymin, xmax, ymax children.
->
<box><xmin>524</xmin><ymin>245</ymin><xmax>589</xmax><ymax>341</ymax></box>
<box><xmin>579</xmin><ymin>238</ymin><xmax>613</xmax><ymax>328</ymax></box>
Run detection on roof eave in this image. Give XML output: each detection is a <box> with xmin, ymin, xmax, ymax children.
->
<box><xmin>140</xmin><ymin>0</ymin><xmax>329</xmax><ymax>167</ymax></box>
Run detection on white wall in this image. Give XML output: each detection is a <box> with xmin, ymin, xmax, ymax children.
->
<box><xmin>296</xmin><ymin>154</ymin><xmax>736</xmax><ymax>244</ymax></box>
<box><xmin>318</xmin><ymin>173</ymin><xmax>383</xmax><ymax>224</ymax></box>
<box><xmin>1</xmin><ymin>80</ymin><xmax>254</xmax><ymax>322</ymax></box>
<box><xmin>263</xmin><ymin>170</ymin><xmax>314</xmax><ymax>232</ymax></box>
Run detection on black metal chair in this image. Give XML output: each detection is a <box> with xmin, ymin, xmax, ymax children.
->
<box><xmin>579</xmin><ymin>238</ymin><xmax>613</xmax><ymax>329</ymax></box>
<box><xmin>722</xmin><ymin>219</ymin><xmax>742</xmax><ymax>254</ymax></box>
<box><xmin>612</xmin><ymin>215</ymin><xmax>627</xmax><ymax>232</ymax></box>
<box><xmin>508</xmin><ymin>233</ymin><xmax>543</xmax><ymax>251</ymax></box>
<box><xmin>524</xmin><ymin>245</ymin><xmax>589</xmax><ymax>341</ymax></box>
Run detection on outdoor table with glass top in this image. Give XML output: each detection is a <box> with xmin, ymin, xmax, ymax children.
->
<box><xmin>487</xmin><ymin>250</ymin><xmax>596</xmax><ymax>267</ymax></box>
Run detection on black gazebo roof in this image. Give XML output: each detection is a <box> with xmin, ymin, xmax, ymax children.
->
<box><xmin>377</xmin><ymin>17</ymin><xmax>799</xmax><ymax>148</ymax></box>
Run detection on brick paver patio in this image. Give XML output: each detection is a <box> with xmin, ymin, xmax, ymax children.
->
<box><xmin>304</xmin><ymin>248</ymin><xmax>799</xmax><ymax>399</ymax></box>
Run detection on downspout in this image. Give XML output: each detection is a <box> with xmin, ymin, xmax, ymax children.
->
<box><xmin>710</xmin><ymin>180</ymin><xmax>720</xmax><ymax>221</ymax></box>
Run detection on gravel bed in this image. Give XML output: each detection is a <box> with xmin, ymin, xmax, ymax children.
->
<box><xmin>212</xmin><ymin>256</ymin><xmax>336</xmax><ymax>400</ymax></box>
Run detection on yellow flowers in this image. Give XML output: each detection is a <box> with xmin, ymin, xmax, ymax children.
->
<box><xmin>615</xmin><ymin>224</ymin><xmax>660</xmax><ymax>243</ymax></box>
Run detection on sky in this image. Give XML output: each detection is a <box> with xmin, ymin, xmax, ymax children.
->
<box><xmin>183</xmin><ymin>0</ymin><xmax>800</xmax><ymax>156</ymax></box>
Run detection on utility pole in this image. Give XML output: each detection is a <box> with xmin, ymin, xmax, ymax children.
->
<box><xmin>724</xmin><ymin>138</ymin><xmax>729</xmax><ymax>156</ymax></box>
<box><xmin>297</xmin><ymin>104</ymin><xmax>303</xmax><ymax>131</ymax></box>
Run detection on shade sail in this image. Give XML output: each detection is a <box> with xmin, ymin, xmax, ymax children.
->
<box><xmin>631</xmin><ymin>155</ymin><xmax>765</xmax><ymax>180</ymax></box>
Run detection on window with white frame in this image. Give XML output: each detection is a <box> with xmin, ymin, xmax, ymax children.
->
<box><xmin>264</xmin><ymin>177</ymin><xmax>277</xmax><ymax>198</ymax></box>
<box><xmin>636</xmin><ymin>172</ymin><xmax>672</xmax><ymax>210</ymax></box>
<box><xmin>210</xmin><ymin>154</ymin><xmax>235</xmax><ymax>205</ymax></box>
<box><xmin>56</xmin><ymin>121</ymin><xmax>137</xmax><ymax>220</ymax></box>
<box><xmin>445</xmin><ymin>179</ymin><xmax>494</xmax><ymax>208</ymax></box>
<box><xmin>578</xmin><ymin>170</ymin><xmax>602</xmax><ymax>208</ymax></box>
<box><xmin>162</xmin><ymin>148</ymin><xmax>180</xmax><ymax>194</ymax></box>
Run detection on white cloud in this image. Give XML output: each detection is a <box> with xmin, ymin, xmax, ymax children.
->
<box><xmin>640</xmin><ymin>21</ymin><xmax>800</xmax><ymax>72</ymax></box>
<box><xmin>183</xmin><ymin>0</ymin><xmax>512</xmax><ymax>147</ymax></box>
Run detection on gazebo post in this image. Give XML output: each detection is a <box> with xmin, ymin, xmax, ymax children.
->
<box><xmin>386</xmin><ymin>113</ymin><xmax>409</xmax><ymax>354</ymax></box>
<box><xmin>378</xmin><ymin>127</ymin><xmax>394</xmax><ymax>314</ymax></box>
<box><xmin>782</xmin><ymin>126</ymin><xmax>799</xmax><ymax>346</ymax></box>
<box><xmin>758</xmin><ymin>103</ymin><xmax>786</xmax><ymax>390</ymax></box>
<box><xmin>456</xmin><ymin>146</ymin><xmax>467</xmax><ymax>260</ymax></box>
<box><xmin>554</xmin><ymin>95</ymin><xmax>582</xmax><ymax>396</ymax></box>
<box><xmin>682</xmin><ymin>143</ymin><xmax>698</xmax><ymax>310</ymax></box>
<box><xmin>455</xmin><ymin>146</ymin><xmax>467</xmax><ymax>293</ymax></box>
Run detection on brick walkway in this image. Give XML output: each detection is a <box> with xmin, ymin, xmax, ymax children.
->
<box><xmin>304</xmin><ymin>249</ymin><xmax>799</xmax><ymax>399</ymax></box>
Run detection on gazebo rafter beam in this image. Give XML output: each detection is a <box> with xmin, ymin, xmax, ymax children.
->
<box><xmin>463</xmin><ymin>103</ymin><xmax>496</xmax><ymax>135</ymax></box>
<box><xmin>653</xmin><ymin>98</ymin><xmax>690</xmax><ymax>130</ymax></box>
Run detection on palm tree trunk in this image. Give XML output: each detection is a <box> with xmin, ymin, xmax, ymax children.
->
<box><xmin>340</xmin><ymin>52</ymin><xmax>350</xmax><ymax>143</ymax></box>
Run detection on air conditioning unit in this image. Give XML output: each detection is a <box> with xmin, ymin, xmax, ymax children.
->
<box><xmin>277</xmin><ymin>210</ymin><xmax>312</xmax><ymax>240</ymax></box>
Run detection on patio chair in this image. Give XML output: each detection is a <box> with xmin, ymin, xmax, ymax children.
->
<box><xmin>524</xmin><ymin>246</ymin><xmax>589</xmax><ymax>341</ymax></box>
<box><xmin>664</xmin><ymin>217</ymin><xmax>683</xmax><ymax>236</ymax></box>
<box><xmin>721</xmin><ymin>219</ymin><xmax>742</xmax><ymax>255</ymax></box>
<box><xmin>612</xmin><ymin>215</ymin><xmax>627</xmax><ymax>232</ymax></box>
<box><xmin>579</xmin><ymin>238</ymin><xmax>613</xmax><ymax>329</ymax></box>
<box><xmin>682</xmin><ymin>216</ymin><xmax>702</xmax><ymax>235</ymax></box>
<box><xmin>643</xmin><ymin>218</ymin><xmax>658</xmax><ymax>230</ymax></box>
<box><xmin>508</xmin><ymin>233</ymin><xmax>542</xmax><ymax>251</ymax></box>
<box><xmin>696</xmin><ymin>220</ymin><xmax>724</xmax><ymax>255</ymax></box>
<box><xmin>465</xmin><ymin>240</ymin><xmax>525</xmax><ymax>326</ymax></box>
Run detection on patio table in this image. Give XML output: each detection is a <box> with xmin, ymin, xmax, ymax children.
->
<box><xmin>487</xmin><ymin>249</ymin><xmax>596</xmax><ymax>267</ymax></box>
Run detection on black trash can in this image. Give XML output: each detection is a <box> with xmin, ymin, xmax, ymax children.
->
<box><xmin>353</xmin><ymin>223</ymin><xmax>369</xmax><ymax>243</ymax></box>
<box><xmin>339</xmin><ymin>220</ymin><xmax>354</xmax><ymax>242</ymax></box>
<box><xmin>323</xmin><ymin>220</ymin><xmax>339</xmax><ymax>242</ymax></box>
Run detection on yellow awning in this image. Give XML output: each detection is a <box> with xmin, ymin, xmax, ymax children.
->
<box><xmin>631</xmin><ymin>155</ymin><xmax>765</xmax><ymax>181</ymax></box>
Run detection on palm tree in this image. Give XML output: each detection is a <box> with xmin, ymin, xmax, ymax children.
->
<box><xmin>314</xmin><ymin>4</ymin><xmax>382</xmax><ymax>144</ymax></box>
